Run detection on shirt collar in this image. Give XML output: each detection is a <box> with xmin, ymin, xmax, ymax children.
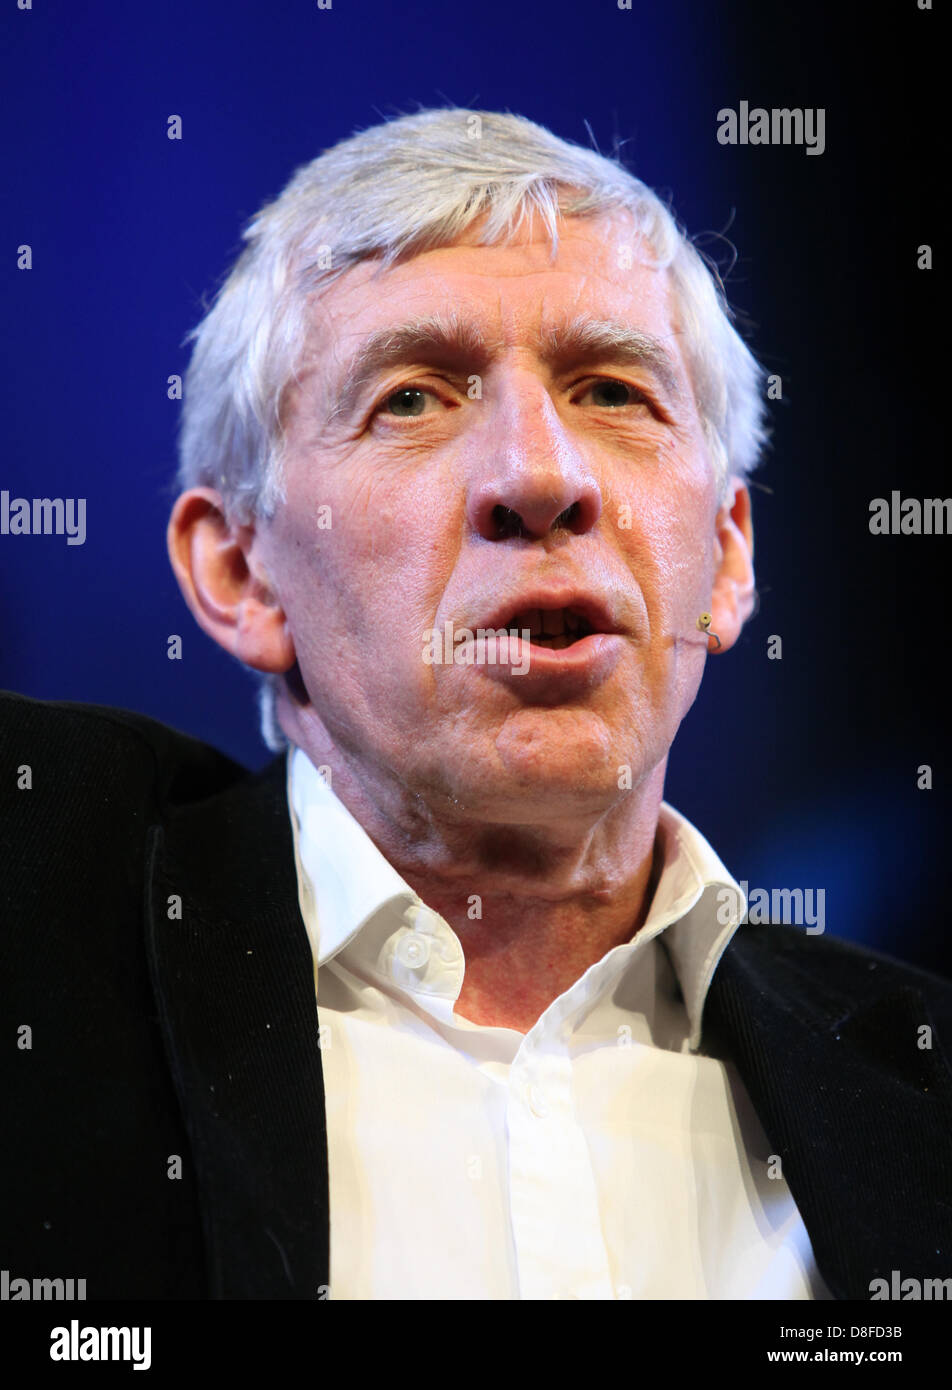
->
<box><xmin>287</xmin><ymin>744</ymin><xmax>747</xmax><ymax>1051</ymax></box>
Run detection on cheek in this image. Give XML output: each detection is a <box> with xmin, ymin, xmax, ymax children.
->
<box><xmin>622</xmin><ymin>488</ymin><xmax>716</xmax><ymax>618</ymax></box>
<box><xmin>272</xmin><ymin>482</ymin><xmax>457</xmax><ymax>677</ymax></box>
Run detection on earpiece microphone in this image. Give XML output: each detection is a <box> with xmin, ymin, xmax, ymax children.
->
<box><xmin>697</xmin><ymin>612</ymin><xmax>722</xmax><ymax>649</ymax></box>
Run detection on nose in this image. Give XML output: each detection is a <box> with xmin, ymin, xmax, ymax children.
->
<box><xmin>465</xmin><ymin>375</ymin><xmax>603</xmax><ymax>541</ymax></box>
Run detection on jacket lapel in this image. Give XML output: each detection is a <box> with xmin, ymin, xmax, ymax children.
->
<box><xmin>704</xmin><ymin>926</ymin><xmax>952</xmax><ymax>1300</ymax></box>
<box><xmin>144</xmin><ymin>753</ymin><xmax>330</xmax><ymax>1299</ymax></box>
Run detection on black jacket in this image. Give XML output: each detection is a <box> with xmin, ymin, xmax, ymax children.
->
<box><xmin>2</xmin><ymin>689</ymin><xmax>951</xmax><ymax>1300</ymax></box>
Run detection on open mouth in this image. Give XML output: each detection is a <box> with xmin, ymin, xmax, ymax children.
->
<box><xmin>504</xmin><ymin>606</ymin><xmax>597</xmax><ymax>650</ymax></box>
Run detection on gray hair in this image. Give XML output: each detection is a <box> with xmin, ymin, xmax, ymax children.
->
<box><xmin>176</xmin><ymin>108</ymin><xmax>769</xmax><ymax>753</ymax></box>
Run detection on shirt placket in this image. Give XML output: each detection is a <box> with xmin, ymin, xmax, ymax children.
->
<box><xmin>507</xmin><ymin>1041</ymin><xmax>617</xmax><ymax>1299</ymax></box>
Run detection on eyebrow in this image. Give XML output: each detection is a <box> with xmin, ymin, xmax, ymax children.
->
<box><xmin>329</xmin><ymin>313</ymin><xmax>495</xmax><ymax>421</ymax></box>
<box><xmin>539</xmin><ymin>314</ymin><xmax>684</xmax><ymax>404</ymax></box>
<box><xmin>327</xmin><ymin>309</ymin><xmax>684</xmax><ymax>420</ymax></box>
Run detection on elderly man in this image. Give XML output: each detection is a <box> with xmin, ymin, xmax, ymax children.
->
<box><xmin>2</xmin><ymin>110</ymin><xmax>950</xmax><ymax>1303</ymax></box>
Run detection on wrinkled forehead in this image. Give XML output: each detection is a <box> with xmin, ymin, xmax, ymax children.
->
<box><xmin>291</xmin><ymin>209</ymin><xmax>684</xmax><ymax>395</ymax></box>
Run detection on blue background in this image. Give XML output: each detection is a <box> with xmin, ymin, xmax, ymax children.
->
<box><xmin>2</xmin><ymin>0</ymin><xmax>947</xmax><ymax>973</ymax></box>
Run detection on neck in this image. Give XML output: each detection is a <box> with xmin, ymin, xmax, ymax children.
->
<box><xmin>282</xmin><ymin>698</ymin><xmax>667</xmax><ymax>1032</ymax></box>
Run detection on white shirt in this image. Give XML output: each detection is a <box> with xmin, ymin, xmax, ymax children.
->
<box><xmin>287</xmin><ymin>744</ymin><xmax>831</xmax><ymax>1300</ymax></box>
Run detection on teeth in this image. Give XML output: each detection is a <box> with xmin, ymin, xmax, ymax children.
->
<box><xmin>508</xmin><ymin>608</ymin><xmax>550</xmax><ymax>635</ymax></box>
<box><xmin>503</xmin><ymin>607</ymin><xmax>595</xmax><ymax>647</ymax></box>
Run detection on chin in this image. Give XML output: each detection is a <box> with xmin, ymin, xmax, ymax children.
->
<box><xmin>492</xmin><ymin>712</ymin><xmax>624</xmax><ymax>777</ymax></box>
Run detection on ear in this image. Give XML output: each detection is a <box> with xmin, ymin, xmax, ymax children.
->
<box><xmin>167</xmin><ymin>487</ymin><xmax>296</xmax><ymax>674</ymax></box>
<box><xmin>706</xmin><ymin>477</ymin><xmax>755</xmax><ymax>654</ymax></box>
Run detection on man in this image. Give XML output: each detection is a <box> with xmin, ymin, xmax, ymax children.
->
<box><xmin>2</xmin><ymin>109</ymin><xmax>950</xmax><ymax>1301</ymax></box>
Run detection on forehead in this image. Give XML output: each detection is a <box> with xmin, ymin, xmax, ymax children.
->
<box><xmin>306</xmin><ymin>210</ymin><xmax>679</xmax><ymax>356</ymax></box>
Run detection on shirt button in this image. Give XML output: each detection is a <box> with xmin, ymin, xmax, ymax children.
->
<box><xmin>527</xmin><ymin>1084</ymin><xmax>548</xmax><ymax>1118</ymax></box>
<box><xmin>395</xmin><ymin>932</ymin><xmax>431</xmax><ymax>969</ymax></box>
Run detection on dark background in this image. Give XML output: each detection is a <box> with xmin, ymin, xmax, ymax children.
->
<box><xmin>2</xmin><ymin>1</ymin><xmax>947</xmax><ymax>973</ymax></box>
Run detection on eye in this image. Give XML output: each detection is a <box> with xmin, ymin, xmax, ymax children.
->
<box><xmin>382</xmin><ymin>387</ymin><xmax>431</xmax><ymax>417</ymax></box>
<box><xmin>580</xmin><ymin>379</ymin><xmax>649</xmax><ymax>409</ymax></box>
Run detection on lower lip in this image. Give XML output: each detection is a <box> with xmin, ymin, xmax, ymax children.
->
<box><xmin>470</xmin><ymin>632</ymin><xmax>625</xmax><ymax>692</ymax></box>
